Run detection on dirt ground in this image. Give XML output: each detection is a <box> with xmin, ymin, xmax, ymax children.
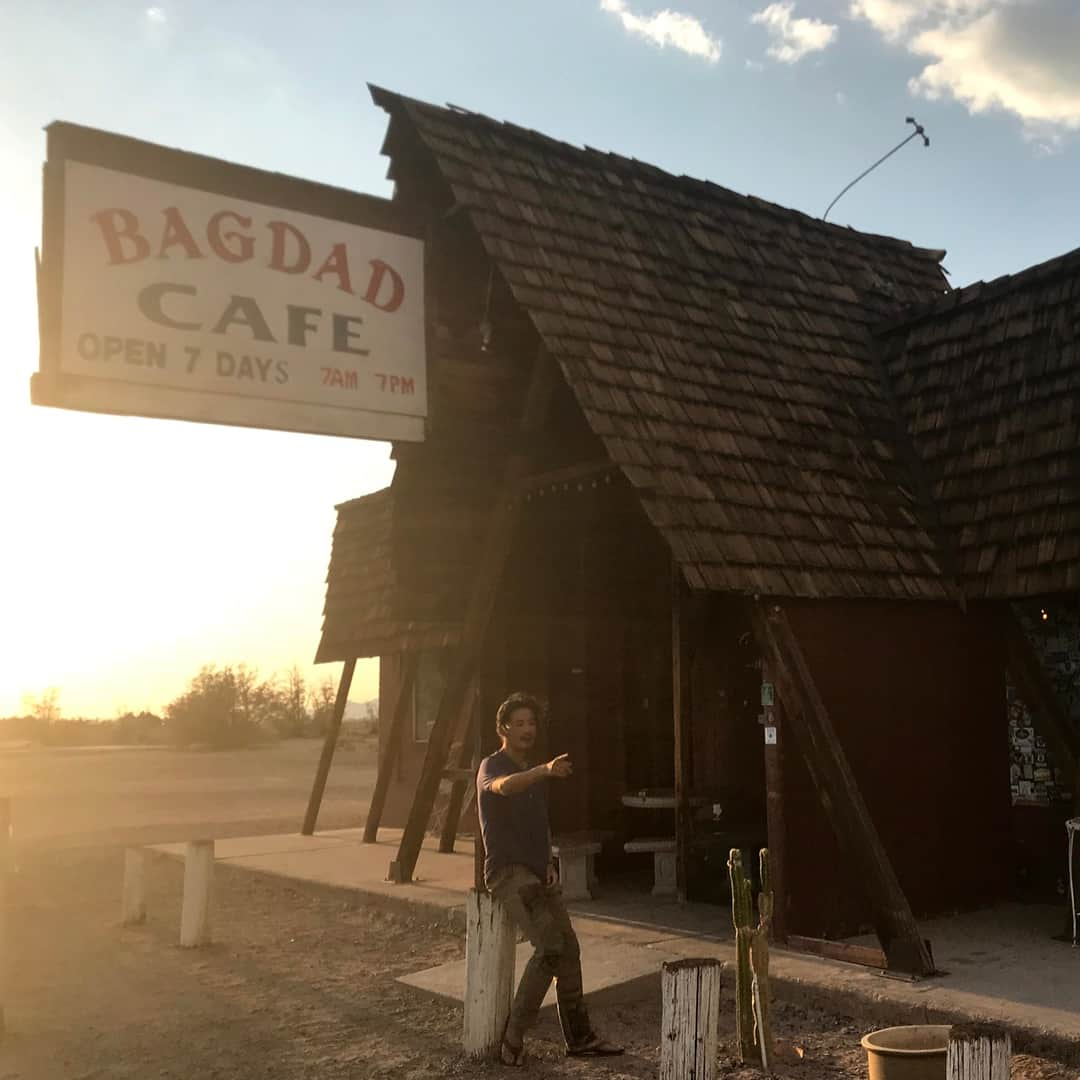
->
<box><xmin>3</xmin><ymin>848</ymin><xmax>1079</xmax><ymax>1080</ymax></box>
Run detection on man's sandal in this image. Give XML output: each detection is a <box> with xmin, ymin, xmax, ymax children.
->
<box><xmin>499</xmin><ymin>1036</ymin><xmax>526</xmax><ymax>1067</ymax></box>
<box><xmin>566</xmin><ymin>1033</ymin><xmax>624</xmax><ymax>1057</ymax></box>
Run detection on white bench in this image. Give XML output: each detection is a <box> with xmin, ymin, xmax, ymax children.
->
<box><xmin>624</xmin><ymin>837</ymin><xmax>677</xmax><ymax>897</ymax></box>
<box><xmin>551</xmin><ymin>838</ymin><xmax>602</xmax><ymax>901</ymax></box>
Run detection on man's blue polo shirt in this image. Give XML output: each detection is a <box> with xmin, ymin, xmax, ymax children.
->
<box><xmin>476</xmin><ymin>749</ymin><xmax>550</xmax><ymax>887</ymax></box>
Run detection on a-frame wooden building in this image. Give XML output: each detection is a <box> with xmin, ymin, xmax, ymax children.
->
<box><xmin>307</xmin><ymin>87</ymin><xmax>1080</xmax><ymax>977</ymax></box>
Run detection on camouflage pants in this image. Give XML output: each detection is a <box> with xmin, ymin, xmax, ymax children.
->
<box><xmin>489</xmin><ymin>864</ymin><xmax>592</xmax><ymax>1048</ymax></box>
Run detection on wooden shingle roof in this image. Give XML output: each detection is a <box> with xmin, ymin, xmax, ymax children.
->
<box><xmin>315</xmin><ymin>488</ymin><xmax>462</xmax><ymax>663</ymax></box>
<box><xmin>372</xmin><ymin>86</ymin><xmax>953</xmax><ymax>601</ymax></box>
<box><xmin>879</xmin><ymin>247</ymin><xmax>1080</xmax><ymax>599</ymax></box>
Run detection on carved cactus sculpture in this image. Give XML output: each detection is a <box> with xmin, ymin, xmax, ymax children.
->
<box><xmin>728</xmin><ymin>847</ymin><xmax>774</xmax><ymax>1070</ymax></box>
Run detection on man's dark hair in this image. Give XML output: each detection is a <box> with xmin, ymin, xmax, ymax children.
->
<box><xmin>495</xmin><ymin>692</ymin><xmax>543</xmax><ymax>736</ymax></box>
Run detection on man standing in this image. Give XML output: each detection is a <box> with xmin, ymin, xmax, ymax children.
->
<box><xmin>477</xmin><ymin>691</ymin><xmax>623</xmax><ymax>1066</ymax></box>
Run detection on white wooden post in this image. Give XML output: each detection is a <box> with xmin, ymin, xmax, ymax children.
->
<box><xmin>462</xmin><ymin>889</ymin><xmax>516</xmax><ymax>1058</ymax></box>
<box><xmin>0</xmin><ymin>798</ymin><xmax>10</xmax><ymax>1036</ymax></box>
<box><xmin>661</xmin><ymin>958</ymin><xmax>722</xmax><ymax>1080</ymax></box>
<box><xmin>121</xmin><ymin>848</ymin><xmax>146</xmax><ymax>925</ymax></box>
<box><xmin>179</xmin><ymin>839</ymin><xmax>214</xmax><ymax>948</ymax></box>
<box><xmin>947</xmin><ymin>1024</ymin><xmax>1011</xmax><ymax>1080</ymax></box>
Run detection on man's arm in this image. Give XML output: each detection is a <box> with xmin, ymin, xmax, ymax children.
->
<box><xmin>486</xmin><ymin>754</ymin><xmax>572</xmax><ymax>796</ymax></box>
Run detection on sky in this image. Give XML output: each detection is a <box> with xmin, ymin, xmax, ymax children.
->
<box><xmin>1</xmin><ymin>0</ymin><xmax>1077</xmax><ymax>718</ymax></box>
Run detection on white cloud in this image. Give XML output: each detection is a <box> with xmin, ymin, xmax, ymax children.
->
<box><xmin>752</xmin><ymin>2</ymin><xmax>838</xmax><ymax>63</ymax></box>
<box><xmin>850</xmin><ymin>0</ymin><xmax>1080</xmax><ymax>135</ymax></box>
<box><xmin>145</xmin><ymin>6</ymin><xmax>167</xmax><ymax>22</ymax></box>
<box><xmin>836</xmin><ymin>90</ymin><xmax>848</xmax><ymax>105</ymax></box>
<box><xmin>849</xmin><ymin>0</ymin><xmax>989</xmax><ymax>40</ymax></box>
<box><xmin>600</xmin><ymin>0</ymin><xmax>722</xmax><ymax>63</ymax></box>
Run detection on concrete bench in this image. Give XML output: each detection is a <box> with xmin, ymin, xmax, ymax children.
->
<box><xmin>624</xmin><ymin>837</ymin><xmax>677</xmax><ymax>897</ymax></box>
<box><xmin>551</xmin><ymin>838</ymin><xmax>602</xmax><ymax>901</ymax></box>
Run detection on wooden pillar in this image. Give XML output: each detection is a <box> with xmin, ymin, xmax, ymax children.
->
<box><xmin>179</xmin><ymin>839</ymin><xmax>214</xmax><ymax>948</ymax></box>
<box><xmin>748</xmin><ymin>600</ymin><xmax>934</xmax><ymax>976</ymax></box>
<box><xmin>660</xmin><ymin>958</ymin><xmax>722</xmax><ymax>1080</ymax></box>
<box><xmin>121</xmin><ymin>848</ymin><xmax>146</xmax><ymax>926</ymax></box>
<box><xmin>439</xmin><ymin>680</ymin><xmax>481</xmax><ymax>853</ymax></box>
<box><xmin>761</xmin><ymin>662</ymin><xmax>787</xmax><ymax>943</ymax></box>
<box><xmin>363</xmin><ymin>654</ymin><xmax>419</xmax><ymax>844</ymax></box>
<box><xmin>462</xmin><ymin>889</ymin><xmax>517</xmax><ymax>1058</ymax></box>
<box><xmin>389</xmin><ymin>348</ymin><xmax>557</xmax><ymax>885</ymax></box>
<box><xmin>301</xmin><ymin>658</ymin><xmax>356</xmax><ymax>836</ymax></box>
<box><xmin>947</xmin><ymin>1024</ymin><xmax>1011</xmax><ymax>1080</ymax></box>
<box><xmin>672</xmin><ymin>566</ymin><xmax>693</xmax><ymax>902</ymax></box>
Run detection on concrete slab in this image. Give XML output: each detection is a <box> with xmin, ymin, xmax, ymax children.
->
<box><xmin>399</xmin><ymin>932</ymin><xmax>671</xmax><ymax>1010</ymax></box>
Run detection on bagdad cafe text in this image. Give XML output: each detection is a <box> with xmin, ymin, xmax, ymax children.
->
<box><xmin>32</xmin><ymin>123</ymin><xmax>427</xmax><ymax>441</ymax></box>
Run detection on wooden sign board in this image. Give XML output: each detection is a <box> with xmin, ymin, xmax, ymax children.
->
<box><xmin>32</xmin><ymin>123</ymin><xmax>426</xmax><ymax>442</ymax></box>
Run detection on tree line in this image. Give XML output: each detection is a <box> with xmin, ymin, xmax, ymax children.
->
<box><xmin>4</xmin><ymin>665</ymin><xmax>376</xmax><ymax>749</ymax></box>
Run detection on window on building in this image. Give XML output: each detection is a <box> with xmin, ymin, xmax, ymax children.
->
<box><xmin>412</xmin><ymin>649</ymin><xmax>448</xmax><ymax>743</ymax></box>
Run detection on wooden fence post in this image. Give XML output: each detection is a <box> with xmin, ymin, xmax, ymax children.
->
<box><xmin>0</xmin><ymin>798</ymin><xmax>10</xmax><ymax>1036</ymax></box>
<box><xmin>660</xmin><ymin>958</ymin><xmax>722</xmax><ymax>1080</ymax></box>
<box><xmin>462</xmin><ymin>889</ymin><xmax>516</xmax><ymax>1059</ymax></box>
<box><xmin>180</xmin><ymin>840</ymin><xmax>214</xmax><ymax>948</ymax></box>
<box><xmin>947</xmin><ymin>1024</ymin><xmax>1011</xmax><ymax>1080</ymax></box>
<box><xmin>950</xmin><ymin>1019</ymin><xmax>1006</xmax><ymax>1080</ymax></box>
<box><xmin>121</xmin><ymin>848</ymin><xmax>146</xmax><ymax>925</ymax></box>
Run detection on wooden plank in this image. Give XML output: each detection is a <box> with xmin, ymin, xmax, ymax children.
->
<box><xmin>362</xmin><ymin>653</ymin><xmax>419</xmax><ymax>844</ymax></box>
<box><xmin>747</xmin><ymin>601</ymin><xmax>935</xmax><ymax>977</ymax></box>
<box><xmin>761</xmin><ymin>659</ymin><xmax>788</xmax><ymax>944</ymax></box>
<box><xmin>672</xmin><ymin>566</ymin><xmax>692</xmax><ymax>903</ymax></box>
<box><xmin>389</xmin><ymin>348</ymin><xmax>559</xmax><ymax>884</ymax></box>
<box><xmin>786</xmin><ymin>935</ymin><xmax>886</xmax><ymax>969</ymax></box>
<box><xmin>301</xmin><ymin>658</ymin><xmax>356</xmax><ymax>836</ymax></box>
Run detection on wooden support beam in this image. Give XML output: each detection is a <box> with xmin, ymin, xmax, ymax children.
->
<box><xmin>1002</xmin><ymin>608</ymin><xmax>1077</xmax><ymax>779</ymax></box>
<box><xmin>389</xmin><ymin>348</ymin><xmax>559</xmax><ymax>885</ymax></box>
<box><xmin>301</xmin><ymin>658</ymin><xmax>356</xmax><ymax>836</ymax></box>
<box><xmin>439</xmin><ymin>682</ymin><xmax>482</xmax><ymax>853</ymax></box>
<box><xmin>362</xmin><ymin>653</ymin><xmax>419</xmax><ymax>844</ymax></box>
<box><xmin>672</xmin><ymin>566</ymin><xmax>693</xmax><ymax>903</ymax></box>
<box><xmin>747</xmin><ymin>601</ymin><xmax>934</xmax><ymax>977</ymax></box>
<box><xmin>761</xmin><ymin>659</ymin><xmax>788</xmax><ymax>944</ymax></box>
<box><xmin>786</xmin><ymin>935</ymin><xmax>886</xmax><ymax>970</ymax></box>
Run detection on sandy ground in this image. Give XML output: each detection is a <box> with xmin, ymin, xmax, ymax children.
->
<box><xmin>3</xmin><ymin>847</ymin><xmax>1078</xmax><ymax>1080</ymax></box>
<box><xmin>0</xmin><ymin>738</ymin><xmax>376</xmax><ymax>849</ymax></box>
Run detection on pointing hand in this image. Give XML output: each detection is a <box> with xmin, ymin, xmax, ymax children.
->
<box><xmin>546</xmin><ymin>754</ymin><xmax>573</xmax><ymax>779</ymax></box>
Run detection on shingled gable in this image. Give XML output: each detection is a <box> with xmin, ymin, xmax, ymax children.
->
<box><xmin>878</xmin><ymin>245</ymin><xmax>1080</xmax><ymax>599</ymax></box>
<box><xmin>371</xmin><ymin>86</ymin><xmax>954</xmax><ymax>602</ymax></box>
<box><xmin>315</xmin><ymin>488</ymin><xmax>462</xmax><ymax>663</ymax></box>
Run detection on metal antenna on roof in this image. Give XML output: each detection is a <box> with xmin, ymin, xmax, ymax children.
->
<box><xmin>822</xmin><ymin>117</ymin><xmax>930</xmax><ymax>222</ymax></box>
